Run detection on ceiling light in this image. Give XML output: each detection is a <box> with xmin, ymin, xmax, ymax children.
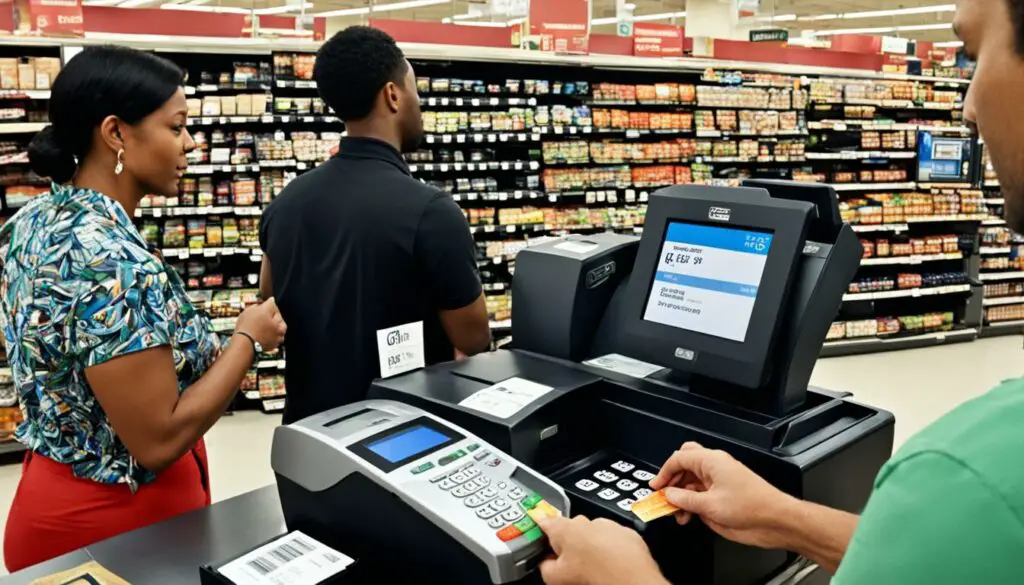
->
<box><xmin>311</xmin><ymin>0</ymin><xmax>449</xmax><ymax>18</ymax></box>
<box><xmin>81</xmin><ymin>0</ymin><xmax>125</xmax><ymax>5</ymax></box>
<box><xmin>254</xmin><ymin>2</ymin><xmax>313</xmax><ymax>15</ymax></box>
<box><xmin>797</xmin><ymin>4</ymin><xmax>954</xmax><ymax>22</ymax></box>
<box><xmin>592</xmin><ymin>10</ymin><xmax>685</xmax><ymax>25</ymax></box>
<box><xmin>767</xmin><ymin>14</ymin><xmax>797</xmax><ymax>22</ymax></box>
<box><xmin>810</xmin><ymin>22</ymin><xmax>953</xmax><ymax>36</ymax></box>
<box><xmin>934</xmin><ymin>40</ymin><xmax>964</xmax><ymax>48</ymax></box>
<box><xmin>453</xmin><ymin>21</ymin><xmax>509</xmax><ymax>27</ymax></box>
<box><xmin>117</xmin><ymin>0</ymin><xmax>157</xmax><ymax>7</ymax></box>
<box><xmin>160</xmin><ymin>3</ymin><xmax>250</xmax><ymax>13</ymax></box>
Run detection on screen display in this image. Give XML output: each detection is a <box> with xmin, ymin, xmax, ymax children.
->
<box><xmin>366</xmin><ymin>425</ymin><xmax>450</xmax><ymax>464</ymax></box>
<box><xmin>917</xmin><ymin>132</ymin><xmax>972</xmax><ymax>182</ymax></box>
<box><xmin>643</xmin><ymin>222</ymin><xmax>773</xmax><ymax>342</ymax></box>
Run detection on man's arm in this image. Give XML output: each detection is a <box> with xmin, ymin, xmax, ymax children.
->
<box><xmin>259</xmin><ymin>256</ymin><xmax>273</xmax><ymax>301</ymax></box>
<box><xmin>830</xmin><ymin>451</ymin><xmax>1024</xmax><ymax>583</ymax></box>
<box><xmin>414</xmin><ymin>195</ymin><xmax>490</xmax><ymax>355</ymax></box>
<box><xmin>772</xmin><ymin>498</ymin><xmax>858</xmax><ymax>574</ymax></box>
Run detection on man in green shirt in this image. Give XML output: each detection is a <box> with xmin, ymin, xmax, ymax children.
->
<box><xmin>536</xmin><ymin>1</ymin><xmax>1024</xmax><ymax>583</ymax></box>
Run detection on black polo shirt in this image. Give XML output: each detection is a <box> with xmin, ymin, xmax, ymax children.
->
<box><xmin>260</xmin><ymin>137</ymin><xmax>482</xmax><ymax>424</ymax></box>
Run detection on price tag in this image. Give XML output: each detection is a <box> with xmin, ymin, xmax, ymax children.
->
<box><xmin>583</xmin><ymin>126</ymin><xmax>593</xmax><ymax>134</ymax></box>
<box><xmin>519</xmin><ymin>134</ymin><xmax>529</xmax><ymax>142</ymax></box>
<box><xmin>499</xmin><ymin>193</ymin><xmax>508</xmax><ymax>201</ymax></box>
<box><xmin>376</xmin><ymin>321</ymin><xmax>425</xmax><ymax>379</ymax></box>
<box><xmin>467</xmin><ymin>163</ymin><xmax>476</xmax><ymax>171</ymax></box>
<box><xmin>204</xmin><ymin>249</ymin><xmax>217</xmax><ymax>258</ymax></box>
<box><xmin>507</xmin><ymin>226</ymin><xmax>517</xmax><ymax>233</ymax></box>
<box><xmin>457</xmin><ymin>135</ymin><xmax>466</xmax><ymax>143</ymax></box>
<box><xmin>426</xmin><ymin>135</ymin><xmax>436</xmax><ymax>144</ymax></box>
<box><xmin>153</xmin><ymin>209</ymin><xmax>163</xmax><ymax>218</ymax></box>
<box><xmin>472</xmin><ymin>99</ymin><xmax>481</xmax><ymax>106</ymax></box>
<box><xmin>281</xmin><ymin>116</ymin><xmax>291</xmax><ymax>123</ymax></box>
<box><xmin>912</xmin><ymin>289</ymin><xmax>922</xmax><ymax>298</ymax></box>
<box><xmin>440</xmin><ymin>164</ymin><xmax>450</xmax><ymax>172</ymax></box>
<box><xmin>626</xmin><ymin>130</ymin><xmax>641</xmax><ymax>139</ymax></box>
<box><xmin>408</xmin><ymin>165</ymin><xmax>418</xmax><ymax>173</ymax></box>
<box><xmin>488</xmin><ymin>134</ymin><xmax>497</xmax><ymax>143</ymax></box>
<box><xmin>570</xmin><ymin>127</ymin><xmax>578</xmax><ymax>134</ymax></box>
<box><xmin>468</xmin><ymin>193</ymin><xmax>479</xmax><ymax>201</ymax></box>
<box><xmin>441</xmin><ymin>98</ymin><xmax>450</xmax><ymax>106</ymax></box>
<box><xmin>261</xmin><ymin>115</ymin><xmax>273</xmax><ymax>123</ymax></box>
<box><xmin>834</xmin><ymin>123</ymin><xmax>848</xmax><ymax>131</ymax></box>
<box><xmin>456</xmin><ymin>98</ymin><xmax>464</xmax><ymax>106</ymax></box>
<box><xmin>501</xmin><ymin>162</ymin><xmax>511</xmax><ymax>170</ymax></box>
<box><xmin>474</xmin><ymin>133</ymin><xmax>484</xmax><ymax>142</ymax></box>
<box><xmin>515</xmin><ymin>191</ymin><xmax>525</xmax><ymax>199</ymax></box>
<box><xmin>442</xmin><ymin>135</ymin><xmax>453</xmax><ymax>143</ymax></box>
<box><xmin>514</xmin><ymin>162</ymin><xmax>523</xmax><ymax>170</ymax></box>
<box><xmin>529</xmin><ymin>98</ymin><xmax>538</xmax><ymax>106</ymax></box>
<box><xmin>500</xmin><ymin>134</ymin><xmax>510</xmax><ymax>142</ymax></box>
<box><xmin>530</xmin><ymin>161</ymin><xmax>540</xmax><ymax>170</ymax></box>
<box><xmin>490</xmin><ymin>98</ymin><xmax>499</xmax><ymax>106</ymax></box>
<box><xmin>484</xmin><ymin>225</ymin><xmax>496</xmax><ymax>233</ymax></box>
<box><xmin>428</xmin><ymin>98</ymin><xmax>437</xmax><ymax>106</ymax></box>
<box><xmin>453</xmin><ymin>163</ymin><xmax>463</xmax><ymax>171</ymax></box>
<box><xmin>230</xmin><ymin>116</ymin><xmax>246</xmax><ymax>123</ymax></box>
<box><xmin>297</xmin><ymin>162</ymin><xmax>308</xmax><ymax>170</ymax></box>
<box><xmin>493</xmin><ymin>257</ymin><xmax>503</xmax><ymax>264</ymax></box>
<box><xmin>178</xmin><ymin>249</ymin><xmax>190</xmax><ymax>259</ymax></box>
<box><xmin>554</xmin><ymin>126</ymin><xmax>564</xmax><ymax>134</ymax></box>
<box><xmin>549</xmin><ymin>195</ymin><xmax>559</xmax><ymax>203</ymax></box>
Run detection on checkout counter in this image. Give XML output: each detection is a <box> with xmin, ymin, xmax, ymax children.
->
<box><xmin>1</xmin><ymin>181</ymin><xmax>893</xmax><ymax>585</ymax></box>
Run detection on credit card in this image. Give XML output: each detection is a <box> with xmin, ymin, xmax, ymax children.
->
<box><xmin>526</xmin><ymin>500</ymin><xmax>562</xmax><ymax>523</ymax></box>
<box><xmin>630</xmin><ymin>489</ymin><xmax>680</xmax><ymax>523</ymax></box>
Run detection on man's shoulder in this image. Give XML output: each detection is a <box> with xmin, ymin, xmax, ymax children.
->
<box><xmin>885</xmin><ymin>378</ymin><xmax>1024</xmax><ymax>509</ymax></box>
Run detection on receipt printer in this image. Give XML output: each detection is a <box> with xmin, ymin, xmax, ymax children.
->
<box><xmin>272</xmin><ymin>400</ymin><xmax>570</xmax><ymax>584</ymax></box>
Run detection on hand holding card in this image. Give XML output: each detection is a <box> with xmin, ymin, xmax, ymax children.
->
<box><xmin>630</xmin><ymin>488</ymin><xmax>681</xmax><ymax>523</ymax></box>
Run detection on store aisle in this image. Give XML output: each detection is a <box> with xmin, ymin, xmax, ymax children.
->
<box><xmin>0</xmin><ymin>336</ymin><xmax>1019</xmax><ymax>575</ymax></box>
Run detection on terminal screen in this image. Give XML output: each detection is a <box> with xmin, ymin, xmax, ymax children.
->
<box><xmin>644</xmin><ymin>222</ymin><xmax>773</xmax><ymax>342</ymax></box>
<box><xmin>366</xmin><ymin>425</ymin><xmax>451</xmax><ymax>463</ymax></box>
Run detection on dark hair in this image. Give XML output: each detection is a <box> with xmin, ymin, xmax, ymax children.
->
<box><xmin>313</xmin><ymin>26</ymin><xmax>408</xmax><ymax>121</ymax></box>
<box><xmin>28</xmin><ymin>45</ymin><xmax>184</xmax><ymax>183</ymax></box>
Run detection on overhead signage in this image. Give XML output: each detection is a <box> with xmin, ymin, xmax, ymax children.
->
<box><xmin>633</xmin><ymin>23</ymin><xmax>684</xmax><ymax>58</ymax></box>
<box><xmin>529</xmin><ymin>0</ymin><xmax>590</xmax><ymax>53</ymax></box>
<box><xmin>749</xmin><ymin>29</ymin><xmax>788</xmax><ymax>43</ymax></box>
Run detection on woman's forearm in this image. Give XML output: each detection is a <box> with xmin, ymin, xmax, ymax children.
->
<box><xmin>152</xmin><ymin>336</ymin><xmax>253</xmax><ymax>469</ymax></box>
<box><xmin>773</xmin><ymin>497</ymin><xmax>859</xmax><ymax>574</ymax></box>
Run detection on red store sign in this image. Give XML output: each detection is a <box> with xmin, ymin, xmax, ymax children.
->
<box><xmin>633</xmin><ymin>23</ymin><xmax>684</xmax><ymax>58</ymax></box>
<box><xmin>529</xmin><ymin>0</ymin><xmax>590</xmax><ymax>53</ymax></box>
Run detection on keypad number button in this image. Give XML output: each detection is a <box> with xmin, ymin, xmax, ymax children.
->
<box><xmin>617</xmin><ymin>480</ymin><xmax>639</xmax><ymax>491</ymax></box>
<box><xmin>633</xmin><ymin>488</ymin><xmax>653</xmax><ymax>500</ymax></box>
<box><xmin>597</xmin><ymin>489</ymin><xmax>620</xmax><ymax>501</ymax></box>
<box><xmin>465</xmin><ymin>495</ymin><xmax>483</xmax><ymax>508</ymax></box>
<box><xmin>594</xmin><ymin>470</ymin><xmax>619</xmax><ymax>483</ymax></box>
<box><xmin>476</xmin><ymin>507</ymin><xmax>499</xmax><ymax>520</ymax></box>
<box><xmin>450</xmin><ymin>472</ymin><xmax>469</xmax><ymax>484</ymax></box>
<box><xmin>487</xmin><ymin>516</ymin><xmax>506</xmax><ymax>529</ymax></box>
<box><xmin>611</xmin><ymin>461</ymin><xmax>636</xmax><ymax>473</ymax></box>
<box><xmin>501</xmin><ymin>508</ymin><xmax>524</xmax><ymax>523</ymax></box>
<box><xmin>575</xmin><ymin>479</ymin><xmax>599</xmax><ymax>492</ymax></box>
<box><xmin>491</xmin><ymin>498</ymin><xmax>510</xmax><ymax>512</ymax></box>
<box><xmin>438</xmin><ymin>479</ymin><xmax>456</xmax><ymax>491</ymax></box>
<box><xmin>464</xmin><ymin>467</ymin><xmax>481</xmax><ymax>479</ymax></box>
<box><xmin>617</xmin><ymin>498</ymin><xmax>636</xmax><ymax>511</ymax></box>
<box><xmin>480</xmin><ymin>487</ymin><xmax>498</xmax><ymax>499</ymax></box>
<box><xmin>507</xmin><ymin>487</ymin><xmax>526</xmax><ymax>500</ymax></box>
<box><xmin>633</xmin><ymin>470</ymin><xmax>655</xmax><ymax>482</ymax></box>
<box><xmin>451</xmin><ymin>486</ymin><xmax>470</xmax><ymax>498</ymax></box>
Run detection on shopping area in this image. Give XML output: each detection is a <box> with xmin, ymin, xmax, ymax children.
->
<box><xmin>0</xmin><ymin>0</ymin><xmax>1017</xmax><ymax>583</ymax></box>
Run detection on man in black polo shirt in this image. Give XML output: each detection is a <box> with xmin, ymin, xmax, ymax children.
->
<box><xmin>259</xmin><ymin>26</ymin><xmax>491</xmax><ymax>424</ymax></box>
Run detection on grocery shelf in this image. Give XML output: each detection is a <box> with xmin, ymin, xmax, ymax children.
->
<box><xmin>842</xmin><ymin>284</ymin><xmax>972</xmax><ymax>302</ymax></box>
<box><xmin>275</xmin><ymin>79</ymin><xmax>316</xmax><ymax>89</ymax></box>
<box><xmin>423</xmin><ymin>132</ymin><xmax>542</xmax><ymax>144</ymax></box>
<box><xmin>985</xmin><ymin>198</ymin><xmax>1005</xmax><ymax>205</ymax></box>
<box><xmin>422</xmin><ymin>96</ymin><xmax>538</xmax><ymax>108</ymax></box>
<box><xmin>980</xmin><ymin>246</ymin><xmax>1013</xmax><ymax>255</ymax></box>
<box><xmin>979</xmin><ymin>271</ymin><xmax>1024</xmax><ymax>282</ymax></box>
<box><xmin>985</xmin><ymin>180</ymin><xmax>1001</xmax><ymax>188</ymax></box>
<box><xmin>0</xmin><ymin>122</ymin><xmax>47</xmax><ymax>134</ymax></box>
<box><xmin>860</xmin><ymin>252</ymin><xmax>963</xmax><ymax>266</ymax></box>
<box><xmin>161</xmin><ymin>247</ymin><xmax>262</xmax><ymax>260</ymax></box>
<box><xmin>490</xmin><ymin>319</ymin><xmax>512</xmax><ymax>331</ymax></box>
<box><xmin>821</xmin><ymin>328</ymin><xmax>978</xmax><ymax>357</ymax></box>
<box><xmin>451</xmin><ymin>190</ymin><xmax>544</xmax><ymax>203</ymax></box>
<box><xmin>0</xmin><ymin>440</ymin><xmax>25</xmax><ymax>456</ymax></box>
<box><xmin>256</xmin><ymin>359</ymin><xmax>287</xmax><ymax>370</ymax></box>
<box><xmin>187</xmin><ymin>114</ymin><xmax>340</xmax><ymax>126</ymax></box>
<box><xmin>136</xmin><ymin>205</ymin><xmax>263</xmax><ymax>218</ymax></box>
<box><xmin>980</xmin><ymin>320</ymin><xmax>1024</xmax><ymax>338</ymax></box>
<box><xmin>983</xmin><ymin>219</ymin><xmax>1008</xmax><ymax>226</ymax></box>
<box><xmin>830</xmin><ymin>182</ymin><xmax>916</xmax><ymax>192</ymax></box>
<box><xmin>0</xmin><ymin>89</ymin><xmax>49</xmax><ymax>100</ymax></box>
<box><xmin>808</xmin><ymin>120</ymin><xmax>920</xmax><ymax>131</ymax></box>
<box><xmin>409</xmin><ymin>160</ymin><xmax>541</xmax><ymax>173</ymax></box>
<box><xmin>183</xmin><ymin>160</ymin><xmax>305</xmax><ymax>175</ymax></box>
<box><xmin>982</xmin><ymin>295</ymin><xmax>1024</xmax><ymax>307</ymax></box>
<box><xmin>804</xmin><ymin>151</ymin><xmax>916</xmax><ymax>160</ymax></box>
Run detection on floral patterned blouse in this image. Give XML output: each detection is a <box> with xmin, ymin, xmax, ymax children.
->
<box><xmin>0</xmin><ymin>184</ymin><xmax>220</xmax><ymax>489</ymax></box>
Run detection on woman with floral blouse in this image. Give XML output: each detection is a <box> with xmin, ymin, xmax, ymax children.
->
<box><xmin>0</xmin><ymin>46</ymin><xmax>287</xmax><ymax>571</ymax></box>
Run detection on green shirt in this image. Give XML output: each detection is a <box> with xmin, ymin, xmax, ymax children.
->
<box><xmin>834</xmin><ymin>379</ymin><xmax>1024</xmax><ymax>583</ymax></box>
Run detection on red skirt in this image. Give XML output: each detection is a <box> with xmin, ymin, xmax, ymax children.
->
<box><xmin>3</xmin><ymin>440</ymin><xmax>212</xmax><ymax>572</ymax></box>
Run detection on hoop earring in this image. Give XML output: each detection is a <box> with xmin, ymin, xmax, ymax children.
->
<box><xmin>114</xmin><ymin>148</ymin><xmax>124</xmax><ymax>176</ymax></box>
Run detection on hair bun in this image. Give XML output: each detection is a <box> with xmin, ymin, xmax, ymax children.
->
<box><xmin>28</xmin><ymin>126</ymin><xmax>77</xmax><ymax>184</ymax></box>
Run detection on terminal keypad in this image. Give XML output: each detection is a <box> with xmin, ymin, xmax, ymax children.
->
<box><xmin>560</xmin><ymin>454</ymin><xmax>662</xmax><ymax>519</ymax></box>
<box><xmin>427</xmin><ymin>446</ymin><xmax>556</xmax><ymax>546</ymax></box>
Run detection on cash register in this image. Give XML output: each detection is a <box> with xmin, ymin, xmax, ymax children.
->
<box><xmin>365</xmin><ymin>181</ymin><xmax>896</xmax><ymax>584</ymax></box>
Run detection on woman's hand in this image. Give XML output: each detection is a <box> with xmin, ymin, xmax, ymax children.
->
<box><xmin>235</xmin><ymin>297</ymin><xmax>287</xmax><ymax>351</ymax></box>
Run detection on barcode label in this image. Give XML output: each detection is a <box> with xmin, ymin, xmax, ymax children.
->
<box><xmin>246</xmin><ymin>535</ymin><xmax>315</xmax><ymax>575</ymax></box>
<box><xmin>218</xmin><ymin>531</ymin><xmax>354</xmax><ymax>585</ymax></box>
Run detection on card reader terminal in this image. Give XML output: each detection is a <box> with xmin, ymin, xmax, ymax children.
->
<box><xmin>272</xmin><ymin>400</ymin><xmax>570</xmax><ymax>584</ymax></box>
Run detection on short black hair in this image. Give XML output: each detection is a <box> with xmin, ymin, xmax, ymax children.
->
<box><xmin>314</xmin><ymin>26</ymin><xmax>408</xmax><ymax>121</ymax></box>
<box><xmin>28</xmin><ymin>45</ymin><xmax>183</xmax><ymax>183</ymax></box>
